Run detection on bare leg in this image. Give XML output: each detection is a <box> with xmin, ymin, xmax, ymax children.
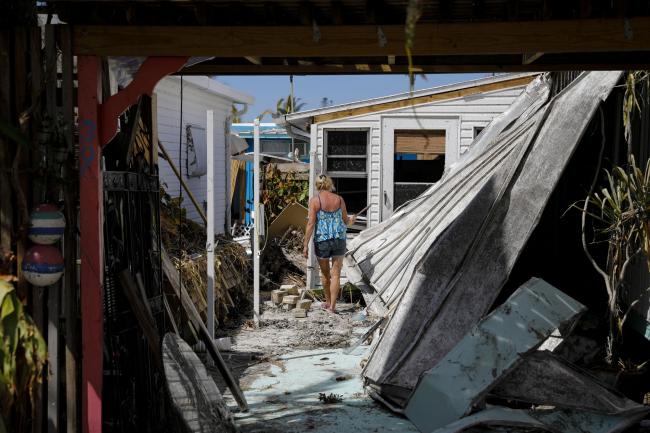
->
<box><xmin>317</xmin><ymin>258</ymin><xmax>332</xmax><ymax>307</ymax></box>
<box><xmin>329</xmin><ymin>257</ymin><xmax>344</xmax><ymax>312</ymax></box>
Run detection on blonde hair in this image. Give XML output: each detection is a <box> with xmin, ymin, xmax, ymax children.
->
<box><xmin>315</xmin><ymin>174</ymin><xmax>334</xmax><ymax>191</ymax></box>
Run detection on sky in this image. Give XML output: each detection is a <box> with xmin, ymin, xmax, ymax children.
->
<box><xmin>217</xmin><ymin>73</ymin><xmax>491</xmax><ymax>122</ymax></box>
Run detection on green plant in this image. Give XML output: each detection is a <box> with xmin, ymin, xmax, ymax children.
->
<box><xmin>261</xmin><ymin>164</ymin><xmax>309</xmax><ymax>221</ymax></box>
<box><xmin>274</xmin><ymin>95</ymin><xmax>306</xmax><ymax>116</ymax></box>
<box><xmin>230</xmin><ymin>103</ymin><xmax>248</xmax><ymax>123</ymax></box>
<box><xmin>581</xmin><ymin>155</ymin><xmax>650</xmax><ymax>364</ymax></box>
<box><xmin>0</xmin><ymin>279</ymin><xmax>47</xmax><ymax>433</ymax></box>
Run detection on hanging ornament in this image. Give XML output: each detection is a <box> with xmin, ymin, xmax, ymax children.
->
<box><xmin>22</xmin><ymin>245</ymin><xmax>64</xmax><ymax>287</ymax></box>
<box><xmin>28</xmin><ymin>204</ymin><xmax>66</xmax><ymax>245</ymax></box>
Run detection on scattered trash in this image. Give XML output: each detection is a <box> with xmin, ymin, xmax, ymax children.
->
<box><xmin>318</xmin><ymin>393</ymin><xmax>343</xmax><ymax>404</ymax></box>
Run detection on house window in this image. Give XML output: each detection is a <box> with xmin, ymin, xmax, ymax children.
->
<box><xmin>393</xmin><ymin>129</ymin><xmax>446</xmax><ymax>209</ymax></box>
<box><xmin>324</xmin><ymin>129</ymin><xmax>368</xmax><ymax>218</ymax></box>
<box><xmin>473</xmin><ymin>126</ymin><xmax>485</xmax><ymax>138</ymax></box>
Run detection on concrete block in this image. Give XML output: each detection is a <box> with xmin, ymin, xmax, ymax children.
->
<box><xmin>294</xmin><ymin>308</ymin><xmax>307</xmax><ymax>318</ymax></box>
<box><xmin>282</xmin><ymin>303</ymin><xmax>295</xmax><ymax>311</ymax></box>
<box><xmin>281</xmin><ymin>284</ymin><xmax>300</xmax><ymax>296</ymax></box>
<box><xmin>214</xmin><ymin>337</ymin><xmax>232</xmax><ymax>351</ymax></box>
<box><xmin>282</xmin><ymin>295</ymin><xmax>299</xmax><ymax>305</ymax></box>
<box><xmin>272</xmin><ymin>289</ymin><xmax>288</xmax><ymax>305</ymax></box>
<box><xmin>296</xmin><ymin>299</ymin><xmax>313</xmax><ymax>311</ymax></box>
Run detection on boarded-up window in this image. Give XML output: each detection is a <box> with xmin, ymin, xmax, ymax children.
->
<box><xmin>394</xmin><ymin>129</ymin><xmax>446</xmax><ymax>209</ymax></box>
<box><xmin>394</xmin><ymin>129</ymin><xmax>445</xmax><ymax>157</ymax></box>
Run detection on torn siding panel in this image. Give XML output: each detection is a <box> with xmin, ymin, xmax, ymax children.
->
<box><xmin>351</xmin><ymin>71</ymin><xmax>622</xmax><ymax>407</ymax></box>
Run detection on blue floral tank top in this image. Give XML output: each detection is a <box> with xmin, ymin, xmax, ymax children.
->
<box><xmin>315</xmin><ymin>194</ymin><xmax>347</xmax><ymax>242</ymax></box>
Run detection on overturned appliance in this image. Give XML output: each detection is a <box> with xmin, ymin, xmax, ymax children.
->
<box><xmin>343</xmin><ymin>71</ymin><xmax>625</xmax><ymax>410</ymax></box>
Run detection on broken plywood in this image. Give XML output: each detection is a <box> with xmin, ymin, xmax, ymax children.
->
<box><xmin>404</xmin><ymin>278</ymin><xmax>586</xmax><ymax>433</ymax></box>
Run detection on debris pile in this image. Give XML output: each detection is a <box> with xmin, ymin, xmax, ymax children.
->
<box><xmin>160</xmin><ymin>186</ymin><xmax>251</xmax><ymax>325</ymax></box>
<box><xmin>261</xmin><ymin>226</ymin><xmax>306</xmax><ymax>289</ymax></box>
<box><xmin>173</xmin><ymin>245</ymin><xmax>249</xmax><ymax>325</ymax></box>
<box><xmin>342</xmin><ymin>71</ymin><xmax>650</xmax><ymax>432</ymax></box>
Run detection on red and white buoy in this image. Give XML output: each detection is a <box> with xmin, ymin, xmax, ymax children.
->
<box><xmin>22</xmin><ymin>245</ymin><xmax>64</xmax><ymax>287</ymax></box>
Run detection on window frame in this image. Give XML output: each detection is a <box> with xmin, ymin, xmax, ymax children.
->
<box><xmin>323</xmin><ymin>128</ymin><xmax>370</xmax><ymax>179</ymax></box>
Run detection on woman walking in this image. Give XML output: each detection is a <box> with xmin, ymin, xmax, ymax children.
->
<box><xmin>303</xmin><ymin>175</ymin><xmax>356</xmax><ymax>313</ymax></box>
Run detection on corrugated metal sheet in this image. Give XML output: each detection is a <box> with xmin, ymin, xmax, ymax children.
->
<box><xmin>347</xmin><ymin>71</ymin><xmax>623</xmax><ymax>407</ymax></box>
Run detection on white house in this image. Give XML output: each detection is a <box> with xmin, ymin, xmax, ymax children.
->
<box><xmin>284</xmin><ymin>73</ymin><xmax>537</xmax><ymax>289</ymax></box>
<box><xmin>285</xmin><ymin>73</ymin><xmax>537</xmax><ymax>228</ymax></box>
<box><xmin>154</xmin><ymin>76</ymin><xmax>254</xmax><ymax>232</ymax></box>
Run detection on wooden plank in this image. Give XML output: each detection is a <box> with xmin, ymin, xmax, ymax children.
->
<box><xmin>44</xmin><ymin>24</ymin><xmax>60</xmax><ymax>433</ymax></box>
<box><xmin>161</xmin><ymin>248</ymin><xmax>248</xmax><ymax>412</ymax></box>
<box><xmin>118</xmin><ymin>271</ymin><xmax>163</xmax><ymax>369</ymax></box>
<box><xmin>179</xmin><ymin>60</ymin><xmax>650</xmax><ymax>75</ymax></box>
<box><xmin>0</xmin><ymin>30</ymin><xmax>12</xmax><ymax>252</ymax></box>
<box><xmin>14</xmin><ymin>27</ymin><xmax>30</xmax><ymax>297</ymax></box>
<box><xmin>395</xmin><ymin>130</ymin><xmax>445</xmax><ymax>155</ymax></box>
<box><xmin>158</xmin><ymin>139</ymin><xmax>207</xmax><ymax>225</ymax></box>
<box><xmin>28</xmin><ymin>26</ymin><xmax>45</xmax><ymax>433</ymax></box>
<box><xmin>60</xmin><ymin>24</ymin><xmax>78</xmax><ymax>433</ymax></box>
<box><xmin>313</xmin><ymin>75</ymin><xmax>535</xmax><ymax>123</ymax></box>
<box><xmin>150</xmin><ymin>94</ymin><xmax>158</xmax><ymax>168</ymax></box>
<box><xmin>72</xmin><ymin>18</ymin><xmax>650</xmax><ymax>57</ymax></box>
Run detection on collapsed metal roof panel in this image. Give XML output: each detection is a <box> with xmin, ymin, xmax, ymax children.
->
<box><xmin>343</xmin><ymin>70</ymin><xmax>622</xmax><ymax>407</ymax></box>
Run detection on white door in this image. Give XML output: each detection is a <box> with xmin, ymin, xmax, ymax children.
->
<box><xmin>381</xmin><ymin>116</ymin><xmax>459</xmax><ymax>220</ymax></box>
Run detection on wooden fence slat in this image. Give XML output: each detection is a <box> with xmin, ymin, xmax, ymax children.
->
<box><xmin>44</xmin><ymin>24</ymin><xmax>59</xmax><ymax>433</ymax></box>
<box><xmin>60</xmin><ymin>24</ymin><xmax>79</xmax><ymax>433</ymax></box>
<box><xmin>29</xmin><ymin>26</ymin><xmax>45</xmax><ymax>433</ymax></box>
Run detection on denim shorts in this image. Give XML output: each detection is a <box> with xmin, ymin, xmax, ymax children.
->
<box><xmin>314</xmin><ymin>238</ymin><xmax>346</xmax><ymax>259</ymax></box>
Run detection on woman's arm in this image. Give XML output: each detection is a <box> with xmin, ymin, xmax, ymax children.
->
<box><xmin>303</xmin><ymin>198</ymin><xmax>318</xmax><ymax>257</ymax></box>
<box><xmin>340</xmin><ymin>198</ymin><xmax>357</xmax><ymax>226</ymax></box>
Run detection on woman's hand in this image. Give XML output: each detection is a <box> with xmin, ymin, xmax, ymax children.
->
<box><xmin>303</xmin><ymin>244</ymin><xmax>309</xmax><ymax>258</ymax></box>
<box><xmin>348</xmin><ymin>214</ymin><xmax>357</xmax><ymax>226</ymax></box>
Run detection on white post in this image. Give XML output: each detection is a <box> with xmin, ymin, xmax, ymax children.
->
<box><xmin>206</xmin><ymin>110</ymin><xmax>215</xmax><ymax>339</ymax></box>
<box><xmin>253</xmin><ymin>118</ymin><xmax>261</xmax><ymax>326</ymax></box>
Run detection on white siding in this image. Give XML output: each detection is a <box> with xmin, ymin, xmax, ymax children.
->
<box><xmin>155</xmin><ymin>77</ymin><xmax>231</xmax><ymax>232</ymax></box>
<box><xmin>313</xmin><ymin>84</ymin><xmax>527</xmax><ymax>227</ymax></box>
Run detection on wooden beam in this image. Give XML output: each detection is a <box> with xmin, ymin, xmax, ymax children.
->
<box><xmin>60</xmin><ymin>24</ymin><xmax>79</xmax><ymax>433</ymax></box>
<box><xmin>0</xmin><ymin>30</ymin><xmax>12</xmax><ymax>253</ymax></box>
<box><xmin>77</xmin><ymin>55</ymin><xmax>103</xmax><ymax>433</ymax></box>
<box><xmin>72</xmin><ymin>18</ymin><xmax>650</xmax><ymax>57</ymax></box>
<box><xmin>522</xmin><ymin>52</ymin><xmax>544</xmax><ymax>64</ymax></box>
<box><xmin>312</xmin><ymin>75</ymin><xmax>536</xmax><ymax>123</ymax></box>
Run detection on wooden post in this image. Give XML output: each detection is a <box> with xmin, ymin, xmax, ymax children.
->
<box><xmin>253</xmin><ymin>118</ymin><xmax>260</xmax><ymax>326</ymax></box>
<box><xmin>77</xmin><ymin>55</ymin><xmax>103</xmax><ymax>433</ymax></box>
<box><xmin>0</xmin><ymin>31</ymin><xmax>12</xmax><ymax>254</ymax></box>
<box><xmin>60</xmin><ymin>24</ymin><xmax>78</xmax><ymax>433</ymax></box>
<box><xmin>44</xmin><ymin>25</ymin><xmax>60</xmax><ymax>433</ymax></box>
<box><xmin>206</xmin><ymin>110</ymin><xmax>215</xmax><ymax>339</ymax></box>
<box><xmin>28</xmin><ymin>26</ymin><xmax>45</xmax><ymax>433</ymax></box>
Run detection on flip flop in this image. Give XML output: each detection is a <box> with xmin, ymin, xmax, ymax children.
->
<box><xmin>321</xmin><ymin>303</ymin><xmax>330</xmax><ymax>310</ymax></box>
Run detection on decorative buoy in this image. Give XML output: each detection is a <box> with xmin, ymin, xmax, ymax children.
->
<box><xmin>28</xmin><ymin>204</ymin><xmax>65</xmax><ymax>245</ymax></box>
<box><xmin>22</xmin><ymin>245</ymin><xmax>64</xmax><ymax>287</ymax></box>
